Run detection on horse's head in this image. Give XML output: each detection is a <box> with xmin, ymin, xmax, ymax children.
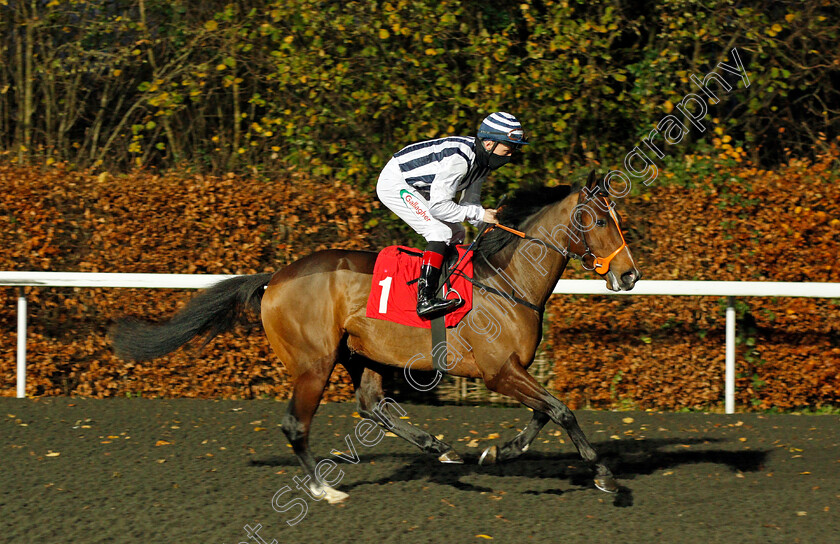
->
<box><xmin>475</xmin><ymin>176</ymin><xmax>641</xmax><ymax>293</ymax></box>
<box><xmin>569</xmin><ymin>171</ymin><xmax>641</xmax><ymax>291</ymax></box>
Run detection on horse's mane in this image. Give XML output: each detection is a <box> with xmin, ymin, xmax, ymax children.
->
<box><xmin>473</xmin><ymin>184</ymin><xmax>576</xmax><ymax>275</ymax></box>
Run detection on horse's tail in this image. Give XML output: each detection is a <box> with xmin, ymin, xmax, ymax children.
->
<box><xmin>110</xmin><ymin>272</ymin><xmax>274</xmax><ymax>361</ymax></box>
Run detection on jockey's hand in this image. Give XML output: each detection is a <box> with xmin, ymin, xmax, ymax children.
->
<box><xmin>482</xmin><ymin>208</ymin><xmax>499</xmax><ymax>225</ymax></box>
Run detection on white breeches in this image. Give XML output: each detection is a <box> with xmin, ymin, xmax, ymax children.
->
<box><xmin>376</xmin><ymin>158</ymin><xmax>465</xmax><ymax>244</ymax></box>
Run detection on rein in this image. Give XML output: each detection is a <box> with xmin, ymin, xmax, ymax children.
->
<box><xmin>500</xmin><ymin>192</ymin><xmax>627</xmax><ymax>275</ymax></box>
<box><xmin>490</xmin><ymin>223</ymin><xmax>588</xmax><ymax>264</ymax></box>
<box><xmin>460</xmin><ymin>191</ymin><xmax>628</xmax><ymax>312</ymax></box>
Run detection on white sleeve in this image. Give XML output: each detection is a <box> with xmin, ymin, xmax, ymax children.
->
<box><xmin>428</xmin><ymin>155</ymin><xmax>484</xmax><ymax>223</ymax></box>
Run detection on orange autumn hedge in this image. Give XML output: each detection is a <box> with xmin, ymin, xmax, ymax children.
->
<box><xmin>547</xmin><ymin>145</ymin><xmax>840</xmax><ymax>411</ymax></box>
<box><xmin>1</xmin><ymin>146</ymin><xmax>839</xmax><ymax>410</ymax></box>
<box><xmin>0</xmin><ymin>168</ymin><xmax>378</xmax><ymax>400</ymax></box>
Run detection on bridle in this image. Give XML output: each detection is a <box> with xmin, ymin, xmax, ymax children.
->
<box><xmin>576</xmin><ymin>192</ymin><xmax>629</xmax><ymax>275</ymax></box>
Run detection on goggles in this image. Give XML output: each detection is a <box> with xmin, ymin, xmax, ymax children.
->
<box><xmin>480</xmin><ymin>128</ymin><xmax>528</xmax><ymax>144</ymax></box>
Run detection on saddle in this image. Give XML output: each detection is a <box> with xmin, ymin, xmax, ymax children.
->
<box><xmin>365</xmin><ymin>245</ymin><xmax>474</xmax><ymax>328</ymax></box>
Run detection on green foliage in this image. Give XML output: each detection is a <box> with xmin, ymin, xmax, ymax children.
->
<box><xmin>0</xmin><ymin>0</ymin><xmax>837</xmax><ymax>192</ymax></box>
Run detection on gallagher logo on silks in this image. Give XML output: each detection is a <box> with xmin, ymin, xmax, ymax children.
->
<box><xmin>399</xmin><ymin>189</ymin><xmax>432</xmax><ymax>222</ymax></box>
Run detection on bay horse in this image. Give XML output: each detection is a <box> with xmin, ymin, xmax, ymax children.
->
<box><xmin>111</xmin><ymin>171</ymin><xmax>641</xmax><ymax>503</ymax></box>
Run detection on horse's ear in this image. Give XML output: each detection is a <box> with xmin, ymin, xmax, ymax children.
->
<box><xmin>586</xmin><ymin>170</ymin><xmax>597</xmax><ymax>190</ymax></box>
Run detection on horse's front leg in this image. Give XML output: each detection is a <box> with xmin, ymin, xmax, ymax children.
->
<box><xmin>478</xmin><ymin>410</ymin><xmax>550</xmax><ymax>465</ymax></box>
<box><xmin>482</xmin><ymin>357</ymin><xmax>618</xmax><ymax>493</ymax></box>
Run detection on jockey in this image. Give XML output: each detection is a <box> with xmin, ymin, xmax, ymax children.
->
<box><xmin>376</xmin><ymin>112</ymin><xmax>528</xmax><ymax>318</ymax></box>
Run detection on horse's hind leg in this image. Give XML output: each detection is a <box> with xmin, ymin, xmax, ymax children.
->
<box><xmin>478</xmin><ymin>410</ymin><xmax>551</xmax><ymax>465</ymax></box>
<box><xmin>347</xmin><ymin>363</ymin><xmax>464</xmax><ymax>464</ymax></box>
<box><xmin>281</xmin><ymin>353</ymin><xmax>349</xmax><ymax>504</ymax></box>
<box><xmin>483</xmin><ymin>357</ymin><xmax>618</xmax><ymax>493</ymax></box>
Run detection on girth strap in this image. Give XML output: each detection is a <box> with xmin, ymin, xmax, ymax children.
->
<box><xmin>431</xmin><ymin>315</ymin><xmax>448</xmax><ymax>373</ymax></box>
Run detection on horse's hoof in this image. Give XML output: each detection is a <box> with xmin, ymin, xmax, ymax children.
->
<box><xmin>478</xmin><ymin>445</ymin><xmax>498</xmax><ymax>466</ymax></box>
<box><xmin>322</xmin><ymin>486</ymin><xmax>350</xmax><ymax>504</ymax></box>
<box><xmin>309</xmin><ymin>483</ymin><xmax>349</xmax><ymax>504</ymax></box>
<box><xmin>594</xmin><ymin>475</ymin><xmax>619</xmax><ymax>494</ymax></box>
<box><xmin>438</xmin><ymin>449</ymin><xmax>464</xmax><ymax>464</ymax></box>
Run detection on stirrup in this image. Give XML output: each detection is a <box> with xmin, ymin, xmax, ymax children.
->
<box><xmin>417</xmin><ymin>296</ymin><xmax>463</xmax><ymax>318</ymax></box>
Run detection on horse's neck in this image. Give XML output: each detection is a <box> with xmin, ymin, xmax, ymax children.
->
<box><xmin>487</xmin><ymin>200</ymin><xmax>575</xmax><ymax>309</ymax></box>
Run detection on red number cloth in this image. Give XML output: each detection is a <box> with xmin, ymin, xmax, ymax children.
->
<box><xmin>365</xmin><ymin>245</ymin><xmax>473</xmax><ymax>328</ymax></box>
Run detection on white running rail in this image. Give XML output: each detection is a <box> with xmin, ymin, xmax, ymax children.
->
<box><xmin>3</xmin><ymin>272</ymin><xmax>840</xmax><ymax>413</ymax></box>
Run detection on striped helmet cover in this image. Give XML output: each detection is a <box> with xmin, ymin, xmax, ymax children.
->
<box><xmin>477</xmin><ymin>112</ymin><xmax>529</xmax><ymax>145</ymax></box>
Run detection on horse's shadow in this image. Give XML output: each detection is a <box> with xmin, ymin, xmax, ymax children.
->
<box><xmin>250</xmin><ymin>436</ymin><xmax>770</xmax><ymax>508</ymax></box>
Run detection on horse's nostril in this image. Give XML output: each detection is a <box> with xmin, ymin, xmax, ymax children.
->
<box><xmin>622</xmin><ymin>270</ymin><xmax>639</xmax><ymax>284</ymax></box>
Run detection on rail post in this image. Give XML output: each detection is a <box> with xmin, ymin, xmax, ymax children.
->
<box><xmin>725</xmin><ymin>296</ymin><xmax>736</xmax><ymax>414</ymax></box>
<box><xmin>16</xmin><ymin>287</ymin><xmax>27</xmax><ymax>398</ymax></box>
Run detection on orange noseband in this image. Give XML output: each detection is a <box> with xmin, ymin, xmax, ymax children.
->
<box><xmin>591</xmin><ymin>203</ymin><xmax>628</xmax><ymax>275</ymax></box>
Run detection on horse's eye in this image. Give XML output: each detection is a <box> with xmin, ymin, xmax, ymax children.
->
<box><xmin>596</xmin><ymin>219</ymin><xmax>606</xmax><ymax>227</ymax></box>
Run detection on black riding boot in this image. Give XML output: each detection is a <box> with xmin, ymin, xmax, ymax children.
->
<box><xmin>416</xmin><ymin>244</ymin><xmax>463</xmax><ymax>318</ymax></box>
